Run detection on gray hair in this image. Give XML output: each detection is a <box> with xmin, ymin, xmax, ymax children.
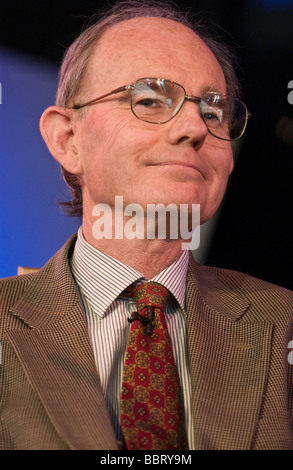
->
<box><xmin>57</xmin><ymin>0</ymin><xmax>241</xmax><ymax>217</ymax></box>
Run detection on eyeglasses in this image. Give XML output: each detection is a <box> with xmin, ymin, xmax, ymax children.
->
<box><xmin>71</xmin><ymin>77</ymin><xmax>249</xmax><ymax>141</ymax></box>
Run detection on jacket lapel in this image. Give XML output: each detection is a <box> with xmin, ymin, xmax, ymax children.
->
<box><xmin>185</xmin><ymin>258</ymin><xmax>273</xmax><ymax>450</ymax></box>
<box><xmin>6</xmin><ymin>235</ymin><xmax>118</xmax><ymax>450</ymax></box>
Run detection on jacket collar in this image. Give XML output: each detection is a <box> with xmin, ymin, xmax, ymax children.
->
<box><xmin>186</xmin><ymin>253</ymin><xmax>251</xmax><ymax>320</ymax></box>
<box><xmin>10</xmin><ymin>234</ymin><xmax>79</xmax><ymax>328</ymax></box>
<box><xmin>10</xmin><ymin>235</ymin><xmax>250</xmax><ymax>329</ymax></box>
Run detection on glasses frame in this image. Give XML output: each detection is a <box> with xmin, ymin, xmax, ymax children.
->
<box><xmin>70</xmin><ymin>77</ymin><xmax>249</xmax><ymax>141</ymax></box>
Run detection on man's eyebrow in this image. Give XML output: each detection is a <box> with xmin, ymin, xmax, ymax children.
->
<box><xmin>199</xmin><ymin>84</ymin><xmax>226</xmax><ymax>96</ymax></box>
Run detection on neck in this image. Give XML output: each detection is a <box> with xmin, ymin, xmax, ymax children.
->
<box><xmin>82</xmin><ymin>221</ymin><xmax>186</xmax><ymax>279</ymax></box>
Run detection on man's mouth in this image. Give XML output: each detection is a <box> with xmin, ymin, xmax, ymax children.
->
<box><xmin>150</xmin><ymin>160</ymin><xmax>205</xmax><ymax>178</ymax></box>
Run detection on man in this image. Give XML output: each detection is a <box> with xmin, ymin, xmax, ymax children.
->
<box><xmin>1</xmin><ymin>0</ymin><xmax>293</xmax><ymax>450</ymax></box>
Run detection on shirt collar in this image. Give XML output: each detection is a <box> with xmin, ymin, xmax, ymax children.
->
<box><xmin>71</xmin><ymin>226</ymin><xmax>189</xmax><ymax>318</ymax></box>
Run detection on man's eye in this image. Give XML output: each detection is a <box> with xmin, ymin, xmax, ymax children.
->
<box><xmin>135</xmin><ymin>98</ymin><xmax>163</xmax><ymax>108</ymax></box>
<box><xmin>201</xmin><ymin>106</ymin><xmax>223</xmax><ymax>126</ymax></box>
<box><xmin>204</xmin><ymin>112</ymin><xmax>221</xmax><ymax>121</ymax></box>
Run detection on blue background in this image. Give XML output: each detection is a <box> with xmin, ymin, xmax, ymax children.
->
<box><xmin>0</xmin><ymin>48</ymin><xmax>79</xmax><ymax>277</ymax></box>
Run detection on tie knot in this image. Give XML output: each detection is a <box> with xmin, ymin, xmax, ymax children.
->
<box><xmin>124</xmin><ymin>281</ymin><xmax>169</xmax><ymax>313</ymax></box>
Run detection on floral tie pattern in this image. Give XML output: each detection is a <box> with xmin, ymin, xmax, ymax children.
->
<box><xmin>120</xmin><ymin>282</ymin><xmax>188</xmax><ymax>450</ymax></box>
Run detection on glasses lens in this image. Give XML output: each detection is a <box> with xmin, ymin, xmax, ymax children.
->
<box><xmin>131</xmin><ymin>78</ymin><xmax>185</xmax><ymax>123</ymax></box>
<box><xmin>200</xmin><ymin>93</ymin><xmax>248</xmax><ymax>140</ymax></box>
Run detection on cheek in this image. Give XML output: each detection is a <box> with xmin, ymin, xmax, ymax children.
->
<box><xmin>80</xmin><ymin>111</ymin><xmax>119</xmax><ymax>152</ymax></box>
<box><xmin>205</xmin><ymin>140</ymin><xmax>234</xmax><ymax>178</ymax></box>
<box><xmin>77</xmin><ymin>113</ymin><xmax>127</xmax><ymax>178</ymax></box>
<box><xmin>75</xmin><ymin>111</ymin><xmax>161</xmax><ymax>201</ymax></box>
<box><xmin>78</xmin><ymin>109</ymin><xmax>156</xmax><ymax>159</ymax></box>
<box><xmin>229</xmin><ymin>154</ymin><xmax>234</xmax><ymax>174</ymax></box>
<box><xmin>73</xmin><ymin>116</ymin><xmax>117</xmax><ymax>199</ymax></box>
<box><xmin>214</xmin><ymin>148</ymin><xmax>234</xmax><ymax>200</ymax></box>
<box><xmin>200</xmin><ymin>141</ymin><xmax>233</xmax><ymax>205</ymax></box>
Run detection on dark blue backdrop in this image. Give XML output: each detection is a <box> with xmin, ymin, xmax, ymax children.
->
<box><xmin>0</xmin><ymin>48</ymin><xmax>79</xmax><ymax>278</ymax></box>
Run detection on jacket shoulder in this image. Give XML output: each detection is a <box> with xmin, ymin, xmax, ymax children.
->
<box><xmin>0</xmin><ymin>273</ymin><xmax>37</xmax><ymax>335</ymax></box>
<box><xmin>200</xmin><ymin>263</ymin><xmax>293</xmax><ymax>315</ymax></box>
<box><xmin>0</xmin><ymin>233</ymin><xmax>78</xmax><ymax>336</ymax></box>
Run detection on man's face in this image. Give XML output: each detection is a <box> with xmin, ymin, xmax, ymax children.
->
<box><xmin>72</xmin><ymin>17</ymin><xmax>234</xmax><ymax>225</ymax></box>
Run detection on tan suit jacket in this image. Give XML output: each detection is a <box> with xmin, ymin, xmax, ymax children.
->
<box><xmin>1</xmin><ymin>234</ymin><xmax>293</xmax><ymax>450</ymax></box>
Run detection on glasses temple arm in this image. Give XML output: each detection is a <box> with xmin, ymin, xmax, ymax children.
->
<box><xmin>70</xmin><ymin>85</ymin><xmax>132</xmax><ymax>110</ymax></box>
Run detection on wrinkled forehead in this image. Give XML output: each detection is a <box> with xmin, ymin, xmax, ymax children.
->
<box><xmin>84</xmin><ymin>17</ymin><xmax>226</xmax><ymax>94</ymax></box>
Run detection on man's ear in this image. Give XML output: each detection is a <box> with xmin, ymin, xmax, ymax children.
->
<box><xmin>39</xmin><ymin>105</ymin><xmax>83</xmax><ymax>175</ymax></box>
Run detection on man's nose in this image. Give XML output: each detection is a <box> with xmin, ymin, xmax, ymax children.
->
<box><xmin>167</xmin><ymin>100</ymin><xmax>208</xmax><ymax>149</ymax></box>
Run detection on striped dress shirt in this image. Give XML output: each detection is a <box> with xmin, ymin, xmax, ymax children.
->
<box><xmin>70</xmin><ymin>226</ymin><xmax>194</xmax><ymax>449</ymax></box>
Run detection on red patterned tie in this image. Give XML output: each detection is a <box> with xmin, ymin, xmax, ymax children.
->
<box><xmin>120</xmin><ymin>281</ymin><xmax>188</xmax><ymax>450</ymax></box>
